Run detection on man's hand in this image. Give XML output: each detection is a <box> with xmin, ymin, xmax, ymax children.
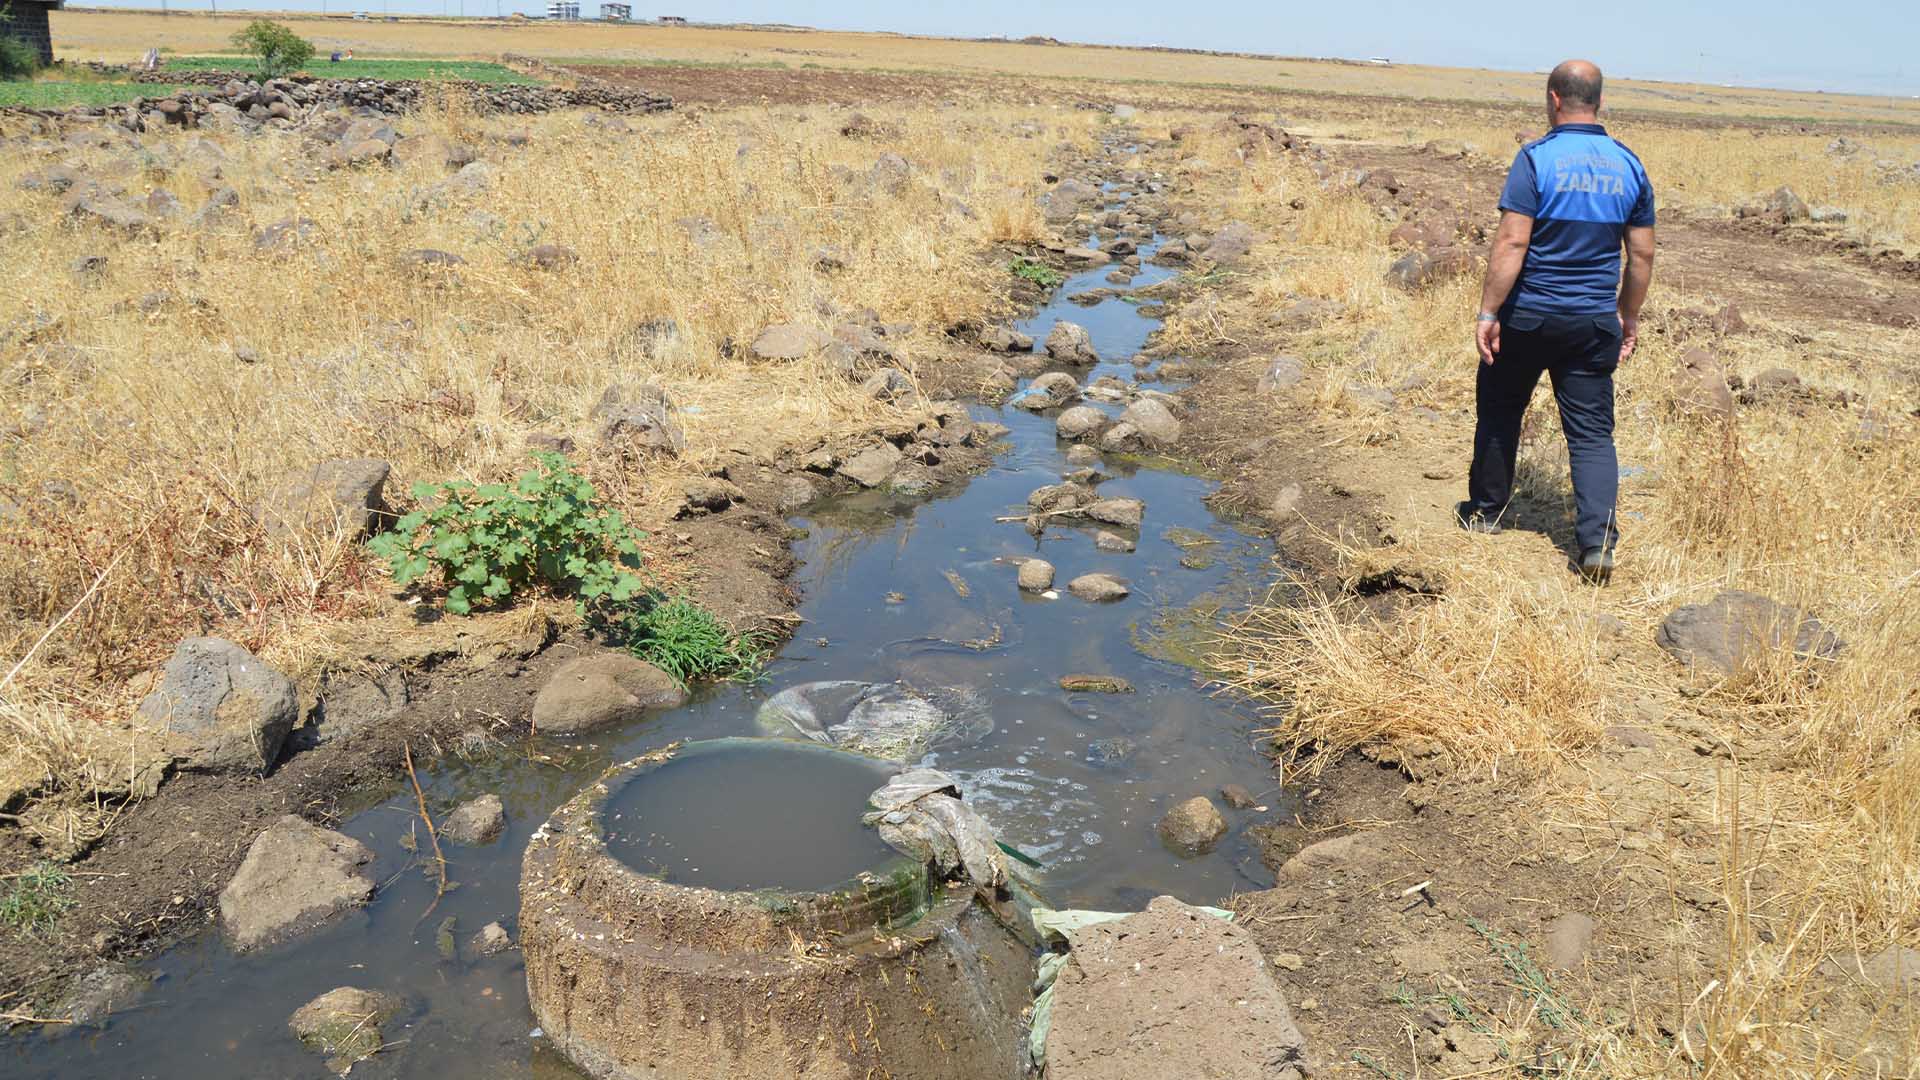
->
<box><xmin>1618</xmin><ymin>313</ymin><xmax>1639</xmax><ymax>363</ymax></box>
<box><xmin>1476</xmin><ymin>314</ymin><xmax>1500</xmax><ymax>366</ymax></box>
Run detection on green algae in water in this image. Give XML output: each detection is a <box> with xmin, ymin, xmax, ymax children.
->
<box><xmin>1132</xmin><ymin>596</ymin><xmax>1233</xmax><ymax>674</ymax></box>
<box><xmin>600</xmin><ymin>743</ymin><xmax>899</xmax><ymax>893</ymax></box>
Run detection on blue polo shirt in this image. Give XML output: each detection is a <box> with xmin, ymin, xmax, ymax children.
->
<box><xmin>1499</xmin><ymin>123</ymin><xmax>1655</xmax><ymax>315</ymax></box>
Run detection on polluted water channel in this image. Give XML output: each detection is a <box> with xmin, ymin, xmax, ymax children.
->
<box><xmin>14</xmin><ymin>156</ymin><xmax>1288</xmax><ymax>1079</ymax></box>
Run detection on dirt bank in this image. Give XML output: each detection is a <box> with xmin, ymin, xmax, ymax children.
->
<box><xmin>1141</xmin><ymin>125</ymin><xmax>1920</xmax><ymax>1075</ymax></box>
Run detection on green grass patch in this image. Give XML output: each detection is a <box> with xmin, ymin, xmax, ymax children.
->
<box><xmin>621</xmin><ymin>595</ymin><xmax>768</xmax><ymax>687</ymax></box>
<box><xmin>164</xmin><ymin>55</ymin><xmax>540</xmax><ymax>84</ymax></box>
<box><xmin>1011</xmin><ymin>257</ymin><xmax>1066</xmax><ymax>289</ymax></box>
<box><xmin>0</xmin><ymin>81</ymin><xmax>197</xmax><ymax>107</ymax></box>
<box><xmin>2</xmin><ymin>862</ymin><xmax>75</xmax><ymax>936</ymax></box>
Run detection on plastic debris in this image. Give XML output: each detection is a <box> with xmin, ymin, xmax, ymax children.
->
<box><xmin>864</xmin><ymin>768</ymin><xmax>1007</xmax><ymax>888</ymax></box>
<box><xmin>755</xmin><ymin>680</ymin><xmax>992</xmax><ymax>761</ymax></box>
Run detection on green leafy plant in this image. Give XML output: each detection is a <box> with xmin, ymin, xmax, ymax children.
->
<box><xmin>368</xmin><ymin>453</ymin><xmax>646</xmax><ymax>616</ymax></box>
<box><xmin>1011</xmin><ymin>257</ymin><xmax>1066</xmax><ymax>289</ymax></box>
<box><xmin>621</xmin><ymin>595</ymin><xmax>767</xmax><ymax>686</ymax></box>
<box><xmin>2</xmin><ymin>861</ymin><xmax>75</xmax><ymax>935</ymax></box>
<box><xmin>228</xmin><ymin>19</ymin><xmax>315</xmax><ymax>78</ymax></box>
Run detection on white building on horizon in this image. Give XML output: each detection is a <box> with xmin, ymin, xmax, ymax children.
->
<box><xmin>545</xmin><ymin>1</ymin><xmax>580</xmax><ymax>19</ymax></box>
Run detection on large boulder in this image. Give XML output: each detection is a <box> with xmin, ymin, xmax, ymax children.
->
<box><xmin>1655</xmin><ymin>591</ymin><xmax>1843</xmax><ymax>676</ymax></box>
<box><xmin>135</xmin><ymin>637</ymin><xmax>298</xmax><ymax>775</ymax></box>
<box><xmin>1042</xmin><ymin>896</ymin><xmax>1307</xmax><ymax>1080</ymax></box>
<box><xmin>255</xmin><ymin>458</ymin><xmax>392</xmax><ymax>540</ymax></box>
<box><xmin>531</xmin><ymin>652</ymin><xmax>687</xmax><ymax>734</ymax></box>
<box><xmin>1045</xmin><ymin>321</ymin><xmax>1099</xmax><ymax>365</ymax></box>
<box><xmin>220</xmin><ymin>816</ymin><xmax>376</xmax><ymax>951</ymax></box>
<box><xmin>290</xmin><ymin>987</ymin><xmax>406</xmax><ymax>1074</ymax></box>
<box><xmin>1156</xmin><ymin>796</ymin><xmax>1228</xmax><ymax>856</ymax></box>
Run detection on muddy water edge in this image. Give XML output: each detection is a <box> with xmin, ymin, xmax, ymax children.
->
<box><xmin>11</xmin><ymin>127</ymin><xmax>1295</xmax><ymax>1079</ymax></box>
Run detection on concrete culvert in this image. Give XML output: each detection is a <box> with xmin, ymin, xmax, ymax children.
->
<box><xmin>520</xmin><ymin>738</ymin><xmax>1034</xmax><ymax>1080</ymax></box>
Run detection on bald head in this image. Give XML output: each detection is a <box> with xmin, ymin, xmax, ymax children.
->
<box><xmin>1548</xmin><ymin>60</ymin><xmax>1604</xmax><ymax>114</ymax></box>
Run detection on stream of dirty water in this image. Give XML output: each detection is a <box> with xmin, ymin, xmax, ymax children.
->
<box><xmin>12</xmin><ymin>145</ymin><xmax>1286</xmax><ymax>1079</ymax></box>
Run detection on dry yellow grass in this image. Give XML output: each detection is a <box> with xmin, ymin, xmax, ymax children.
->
<box><xmin>1323</xmin><ymin>111</ymin><xmax>1920</xmax><ymax>251</ymax></box>
<box><xmin>48</xmin><ymin>8</ymin><xmax>1920</xmax><ymax>126</ymax></box>
<box><xmin>0</xmin><ymin>91</ymin><xmax>1094</xmax><ymax>826</ymax></box>
<box><xmin>1152</xmin><ymin>106</ymin><xmax>1920</xmax><ymax>1074</ymax></box>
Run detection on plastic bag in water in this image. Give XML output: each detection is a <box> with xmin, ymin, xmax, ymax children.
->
<box><xmin>754</xmin><ymin>681</ymin><xmax>991</xmax><ymax>762</ymax></box>
<box><xmin>864</xmin><ymin>768</ymin><xmax>1007</xmax><ymax>888</ymax></box>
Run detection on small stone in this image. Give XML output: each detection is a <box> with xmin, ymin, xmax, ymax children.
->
<box><xmin>1094</xmin><ymin>530</ymin><xmax>1135</xmax><ymax>553</ymax></box>
<box><xmin>750</xmin><ymin>322</ymin><xmax>832</xmax><ymax>361</ymax></box>
<box><xmin>1272</xmin><ymin>952</ymin><xmax>1304</xmax><ymax>971</ymax></box>
<box><xmin>680</xmin><ymin>478</ymin><xmax>744</xmax><ymax>513</ymax></box>
<box><xmin>1119</xmin><ymin>397</ymin><xmax>1181</xmax><ymax>445</ymax></box>
<box><xmin>1084</xmin><ymin>497</ymin><xmax>1144</xmax><ymax>528</ymax></box>
<box><xmin>1017</xmin><ymin>559</ymin><xmax>1055</xmax><ymax>592</ymax></box>
<box><xmin>1067</xmin><ymin>573</ymin><xmax>1129</xmax><ymax>603</ymax></box>
<box><xmin>1258</xmin><ymin>355</ymin><xmax>1306</xmax><ymax>392</ymax></box>
<box><xmin>531</xmin><ymin>652</ymin><xmax>687</xmax><ymax>734</ymax></box>
<box><xmin>1220</xmin><ymin>783</ymin><xmax>1258</xmax><ymax>809</ymax></box>
<box><xmin>1156</xmin><ymin>796</ymin><xmax>1228</xmax><ymax>856</ymax></box>
<box><xmin>1058</xmin><ymin>674</ymin><xmax>1133</xmax><ymax>694</ymax></box>
<box><xmin>1015</xmin><ymin>372</ymin><xmax>1080</xmax><ymax>411</ymax></box>
<box><xmin>838</xmin><ymin>443</ymin><xmax>904</xmax><ymax>488</ymax></box>
<box><xmin>1045</xmin><ymin>321</ymin><xmax>1099</xmax><ymax>364</ymax></box>
<box><xmin>290</xmin><ymin>987</ymin><xmax>404</xmax><ymax>1074</ymax></box>
<box><xmin>471</xmin><ymin>921</ymin><xmax>513</xmax><ymax>956</ymax></box>
<box><xmin>220</xmin><ymin>817</ymin><xmax>375</xmax><ymax>951</ymax></box>
<box><xmin>1543</xmin><ymin>913</ymin><xmax>1597</xmax><ymax>969</ymax></box>
<box><xmin>1055</xmin><ymin>405</ymin><xmax>1106</xmax><ymax>440</ymax></box>
<box><xmin>440</xmin><ymin>794</ymin><xmax>505</xmax><ymax>846</ymax></box>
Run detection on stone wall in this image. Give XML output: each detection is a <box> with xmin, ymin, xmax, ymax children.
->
<box><xmin>2</xmin><ymin>1</ymin><xmax>56</xmax><ymax>66</ymax></box>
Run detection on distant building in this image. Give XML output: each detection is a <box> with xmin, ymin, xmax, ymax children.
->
<box><xmin>601</xmin><ymin>2</ymin><xmax>630</xmax><ymax>18</ymax></box>
<box><xmin>658</xmin><ymin>14</ymin><xmax>687</xmax><ymax>24</ymax></box>
<box><xmin>546</xmin><ymin>1</ymin><xmax>580</xmax><ymax>19</ymax></box>
<box><xmin>1</xmin><ymin>0</ymin><xmax>62</xmax><ymax>66</ymax></box>
<box><xmin>1368</xmin><ymin>56</ymin><xmax>1393</xmax><ymax>66</ymax></box>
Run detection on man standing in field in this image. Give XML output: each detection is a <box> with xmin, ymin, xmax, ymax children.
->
<box><xmin>1460</xmin><ymin>59</ymin><xmax>1655</xmax><ymax>585</ymax></box>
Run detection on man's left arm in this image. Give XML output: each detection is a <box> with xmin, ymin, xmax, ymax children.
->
<box><xmin>1476</xmin><ymin>211</ymin><xmax>1533</xmax><ymax>365</ymax></box>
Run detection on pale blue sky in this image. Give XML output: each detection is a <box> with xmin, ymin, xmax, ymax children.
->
<box><xmin>95</xmin><ymin>0</ymin><xmax>1920</xmax><ymax>96</ymax></box>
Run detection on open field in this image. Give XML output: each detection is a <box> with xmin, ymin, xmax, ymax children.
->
<box><xmin>4</xmin><ymin>13</ymin><xmax>1920</xmax><ymax>1078</ymax></box>
<box><xmin>49</xmin><ymin>8</ymin><xmax>1920</xmax><ymax>126</ymax></box>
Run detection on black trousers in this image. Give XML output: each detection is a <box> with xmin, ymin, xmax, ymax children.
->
<box><xmin>1466</xmin><ymin>308</ymin><xmax>1621</xmax><ymax>553</ymax></box>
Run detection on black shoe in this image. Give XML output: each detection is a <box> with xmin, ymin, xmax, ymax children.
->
<box><xmin>1455</xmin><ymin>501</ymin><xmax>1503</xmax><ymax>535</ymax></box>
<box><xmin>1577</xmin><ymin>547</ymin><xmax>1615</xmax><ymax>585</ymax></box>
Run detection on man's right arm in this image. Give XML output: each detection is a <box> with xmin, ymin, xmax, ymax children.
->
<box><xmin>1618</xmin><ymin>225</ymin><xmax>1655</xmax><ymax>362</ymax></box>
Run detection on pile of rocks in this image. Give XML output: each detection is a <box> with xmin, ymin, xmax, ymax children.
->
<box><xmin>8</xmin><ymin>68</ymin><xmax>671</xmax><ymax>127</ymax></box>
